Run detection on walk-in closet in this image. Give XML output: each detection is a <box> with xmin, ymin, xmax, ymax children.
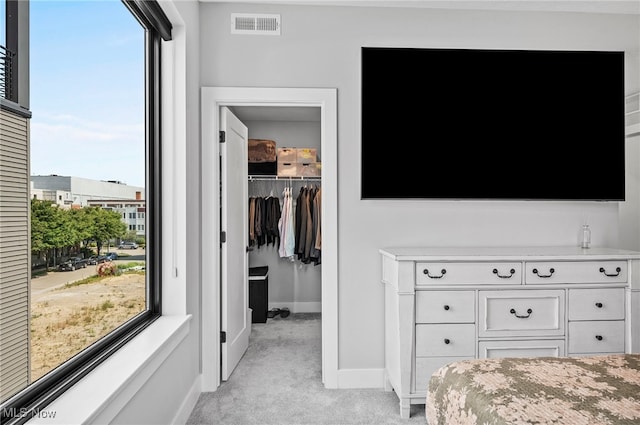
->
<box><xmin>201</xmin><ymin>86</ymin><xmax>337</xmax><ymax>392</ymax></box>
<box><xmin>228</xmin><ymin>104</ymin><xmax>323</xmax><ymax>381</ymax></box>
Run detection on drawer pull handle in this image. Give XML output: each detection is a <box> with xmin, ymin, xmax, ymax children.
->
<box><xmin>599</xmin><ymin>267</ymin><xmax>621</xmax><ymax>277</ymax></box>
<box><xmin>510</xmin><ymin>308</ymin><xmax>533</xmax><ymax>319</ymax></box>
<box><xmin>423</xmin><ymin>269</ymin><xmax>446</xmax><ymax>279</ymax></box>
<box><xmin>532</xmin><ymin>268</ymin><xmax>554</xmax><ymax>278</ymax></box>
<box><xmin>443</xmin><ymin>305</ymin><xmax>450</xmax><ymax>311</ymax></box>
<box><xmin>493</xmin><ymin>268</ymin><xmax>516</xmax><ymax>278</ymax></box>
<box><xmin>595</xmin><ymin>302</ymin><xmax>603</xmax><ymax>308</ymax></box>
<box><xmin>595</xmin><ymin>335</ymin><xmax>603</xmax><ymax>341</ymax></box>
<box><xmin>444</xmin><ymin>338</ymin><xmax>451</xmax><ymax>345</ymax></box>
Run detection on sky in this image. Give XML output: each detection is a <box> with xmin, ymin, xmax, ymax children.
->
<box><xmin>15</xmin><ymin>0</ymin><xmax>146</xmax><ymax>188</ymax></box>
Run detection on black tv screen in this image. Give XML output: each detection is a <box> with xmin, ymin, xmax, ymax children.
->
<box><xmin>361</xmin><ymin>47</ymin><xmax>625</xmax><ymax>200</ymax></box>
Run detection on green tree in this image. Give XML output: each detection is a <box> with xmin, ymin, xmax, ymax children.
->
<box><xmin>31</xmin><ymin>199</ymin><xmax>69</xmax><ymax>267</ymax></box>
<box><xmin>32</xmin><ymin>201</ymin><xmax>127</xmax><ymax>267</ymax></box>
<box><xmin>31</xmin><ymin>199</ymin><xmax>55</xmax><ymax>258</ymax></box>
<box><xmin>84</xmin><ymin>207</ymin><xmax>127</xmax><ymax>254</ymax></box>
<box><xmin>70</xmin><ymin>207</ymin><xmax>95</xmax><ymax>252</ymax></box>
<box><xmin>123</xmin><ymin>230</ymin><xmax>138</xmax><ymax>243</ymax></box>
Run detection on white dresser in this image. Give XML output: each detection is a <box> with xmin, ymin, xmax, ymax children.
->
<box><xmin>380</xmin><ymin>246</ymin><xmax>640</xmax><ymax>418</ymax></box>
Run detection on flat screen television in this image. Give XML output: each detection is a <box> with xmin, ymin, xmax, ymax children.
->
<box><xmin>361</xmin><ymin>47</ymin><xmax>626</xmax><ymax>200</ymax></box>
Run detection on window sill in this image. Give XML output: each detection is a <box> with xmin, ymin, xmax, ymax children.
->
<box><xmin>27</xmin><ymin>315</ymin><xmax>192</xmax><ymax>424</ymax></box>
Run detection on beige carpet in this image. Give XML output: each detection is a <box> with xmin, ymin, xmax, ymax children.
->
<box><xmin>186</xmin><ymin>313</ymin><xmax>426</xmax><ymax>424</ymax></box>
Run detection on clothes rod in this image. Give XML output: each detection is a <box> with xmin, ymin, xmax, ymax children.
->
<box><xmin>248</xmin><ymin>175</ymin><xmax>322</xmax><ymax>182</ymax></box>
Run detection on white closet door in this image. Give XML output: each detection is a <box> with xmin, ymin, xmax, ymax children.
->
<box><xmin>220</xmin><ymin>106</ymin><xmax>250</xmax><ymax>380</ymax></box>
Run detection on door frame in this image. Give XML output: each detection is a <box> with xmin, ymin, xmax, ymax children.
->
<box><xmin>201</xmin><ymin>87</ymin><xmax>339</xmax><ymax>390</ymax></box>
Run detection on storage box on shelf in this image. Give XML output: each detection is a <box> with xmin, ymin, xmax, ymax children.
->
<box><xmin>276</xmin><ymin>147</ymin><xmax>321</xmax><ymax>178</ymax></box>
<box><xmin>296</xmin><ymin>148</ymin><xmax>317</xmax><ymax>163</ymax></box>
<box><xmin>297</xmin><ymin>162</ymin><xmax>321</xmax><ymax>177</ymax></box>
<box><xmin>277</xmin><ymin>147</ymin><xmax>297</xmax><ymax>163</ymax></box>
<box><xmin>248</xmin><ymin>139</ymin><xmax>277</xmax><ymax>175</ymax></box>
<box><xmin>277</xmin><ymin>161</ymin><xmax>298</xmax><ymax>177</ymax></box>
<box><xmin>380</xmin><ymin>246</ymin><xmax>640</xmax><ymax>419</ymax></box>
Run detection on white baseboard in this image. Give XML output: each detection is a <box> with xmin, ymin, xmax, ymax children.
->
<box><xmin>172</xmin><ymin>374</ymin><xmax>202</xmax><ymax>425</ymax></box>
<box><xmin>337</xmin><ymin>368</ymin><xmax>385</xmax><ymax>389</ymax></box>
<box><xmin>268</xmin><ymin>301</ymin><xmax>321</xmax><ymax>313</ymax></box>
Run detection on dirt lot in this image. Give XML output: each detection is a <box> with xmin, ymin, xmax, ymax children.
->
<box><xmin>30</xmin><ymin>272</ymin><xmax>145</xmax><ymax>382</ymax></box>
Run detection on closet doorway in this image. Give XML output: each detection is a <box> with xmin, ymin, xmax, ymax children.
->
<box><xmin>201</xmin><ymin>87</ymin><xmax>338</xmax><ymax>392</ymax></box>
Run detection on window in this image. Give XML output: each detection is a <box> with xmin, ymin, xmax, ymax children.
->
<box><xmin>129</xmin><ymin>212</ymin><xmax>136</xmax><ymax>219</ymax></box>
<box><xmin>0</xmin><ymin>1</ymin><xmax>170</xmax><ymax>422</ymax></box>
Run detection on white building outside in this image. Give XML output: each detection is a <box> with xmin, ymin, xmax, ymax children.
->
<box><xmin>30</xmin><ymin>175</ymin><xmax>146</xmax><ymax>237</ymax></box>
<box><xmin>87</xmin><ymin>199</ymin><xmax>146</xmax><ymax>237</ymax></box>
<box><xmin>30</xmin><ymin>175</ymin><xmax>144</xmax><ymax>208</ymax></box>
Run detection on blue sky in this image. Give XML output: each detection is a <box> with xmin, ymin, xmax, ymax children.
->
<box><xmin>26</xmin><ymin>0</ymin><xmax>146</xmax><ymax>188</ymax></box>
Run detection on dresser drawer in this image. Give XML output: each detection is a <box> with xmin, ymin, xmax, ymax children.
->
<box><xmin>478</xmin><ymin>290</ymin><xmax>565</xmax><ymax>337</ymax></box>
<box><xmin>478</xmin><ymin>339</ymin><xmax>565</xmax><ymax>358</ymax></box>
<box><xmin>416</xmin><ymin>262</ymin><xmax>522</xmax><ymax>285</ymax></box>
<box><xmin>414</xmin><ymin>356</ymin><xmax>474</xmax><ymax>394</ymax></box>
<box><xmin>415</xmin><ymin>324</ymin><xmax>475</xmax><ymax>357</ymax></box>
<box><xmin>568</xmin><ymin>321</ymin><xmax>625</xmax><ymax>354</ymax></box>
<box><xmin>568</xmin><ymin>288</ymin><xmax>625</xmax><ymax>321</ymax></box>
<box><xmin>416</xmin><ymin>291</ymin><xmax>475</xmax><ymax>323</ymax></box>
<box><xmin>525</xmin><ymin>261</ymin><xmax>627</xmax><ymax>284</ymax></box>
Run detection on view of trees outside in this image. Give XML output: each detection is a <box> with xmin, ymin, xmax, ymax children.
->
<box><xmin>27</xmin><ymin>1</ymin><xmax>147</xmax><ymax>384</ymax></box>
<box><xmin>31</xmin><ymin>200</ymin><xmax>126</xmax><ymax>267</ymax></box>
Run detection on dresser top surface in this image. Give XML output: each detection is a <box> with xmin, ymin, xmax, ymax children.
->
<box><xmin>379</xmin><ymin>246</ymin><xmax>640</xmax><ymax>261</ymax></box>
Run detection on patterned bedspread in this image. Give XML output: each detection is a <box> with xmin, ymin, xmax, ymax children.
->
<box><xmin>426</xmin><ymin>354</ymin><xmax>640</xmax><ymax>425</ymax></box>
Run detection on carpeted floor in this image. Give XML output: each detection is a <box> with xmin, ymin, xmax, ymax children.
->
<box><xmin>186</xmin><ymin>313</ymin><xmax>427</xmax><ymax>424</ymax></box>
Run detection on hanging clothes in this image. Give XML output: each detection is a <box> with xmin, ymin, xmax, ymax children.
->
<box><xmin>294</xmin><ymin>187</ymin><xmax>304</xmax><ymax>259</ymax></box>
<box><xmin>295</xmin><ymin>187</ymin><xmax>307</xmax><ymax>261</ymax></box>
<box><xmin>265</xmin><ymin>196</ymin><xmax>281</xmax><ymax>247</ymax></box>
<box><xmin>278</xmin><ymin>187</ymin><xmax>295</xmax><ymax>259</ymax></box>
<box><xmin>251</xmin><ymin>181</ymin><xmax>321</xmax><ymax>265</ymax></box>
<box><xmin>248</xmin><ymin>197</ymin><xmax>256</xmax><ymax>247</ymax></box>
<box><xmin>248</xmin><ymin>195</ymin><xmax>280</xmax><ymax>249</ymax></box>
<box><xmin>278</xmin><ymin>188</ymin><xmax>289</xmax><ymax>257</ymax></box>
<box><xmin>292</xmin><ymin>186</ymin><xmax>321</xmax><ymax>265</ymax></box>
<box><xmin>284</xmin><ymin>190</ymin><xmax>295</xmax><ymax>257</ymax></box>
<box><xmin>314</xmin><ymin>187</ymin><xmax>322</xmax><ymax>251</ymax></box>
<box><xmin>254</xmin><ymin>196</ymin><xmax>263</xmax><ymax>247</ymax></box>
<box><xmin>309</xmin><ymin>187</ymin><xmax>321</xmax><ymax>264</ymax></box>
<box><xmin>303</xmin><ymin>186</ymin><xmax>316</xmax><ymax>262</ymax></box>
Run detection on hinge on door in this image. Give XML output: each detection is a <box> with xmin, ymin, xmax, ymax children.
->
<box><xmin>221</xmin><ymin>331</ymin><xmax>226</xmax><ymax>343</ymax></box>
<box><xmin>221</xmin><ymin>231</ymin><xmax>226</xmax><ymax>243</ymax></box>
<box><xmin>219</xmin><ymin>130</ymin><xmax>226</xmax><ymax>143</ymax></box>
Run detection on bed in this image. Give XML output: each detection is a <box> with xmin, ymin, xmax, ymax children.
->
<box><xmin>426</xmin><ymin>354</ymin><xmax>640</xmax><ymax>425</ymax></box>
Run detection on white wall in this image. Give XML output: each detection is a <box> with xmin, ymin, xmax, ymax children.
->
<box><xmin>111</xmin><ymin>340</ymin><xmax>197</xmax><ymax>424</ymax></box>
<box><xmin>620</xmin><ymin>134</ymin><xmax>640</xmax><ymax>250</ymax></box>
<box><xmin>108</xmin><ymin>0</ymin><xmax>204</xmax><ymax>421</ymax></box>
<box><xmin>200</xmin><ymin>3</ymin><xmax>640</xmax><ymax>371</ymax></box>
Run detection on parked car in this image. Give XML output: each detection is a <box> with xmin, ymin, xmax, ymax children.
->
<box><xmin>95</xmin><ymin>255</ymin><xmax>109</xmax><ymax>264</ymax></box>
<box><xmin>86</xmin><ymin>256</ymin><xmax>98</xmax><ymax>265</ymax></box>
<box><xmin>105</xmin><ymin>252</ymin><xmax>118</xmax><ymax>261</ymax></box>
<box><xmin>118</xmin><ymin>241</ymin><xmax>139</xmax><ymax>249</ymax></box>
<box><xmin>59</xmin><ymin>257</ymin><xmax>88</xmax><ymax>271</ymax></box>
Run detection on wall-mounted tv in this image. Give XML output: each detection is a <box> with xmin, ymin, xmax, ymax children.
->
<box><xmin>361</xmin><ymin>47</ymin><xmax>625</xmax><ymax>200</ymax></box>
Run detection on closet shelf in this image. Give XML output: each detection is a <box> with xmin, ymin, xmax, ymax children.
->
<box><xmin>248</xmin><ymin>175</ymin><xmax>321</xmax><ymax>182</ymax></box>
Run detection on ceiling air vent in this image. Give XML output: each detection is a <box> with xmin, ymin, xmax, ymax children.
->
<box><xmin>231</xmin><ymin>13</ymin><xmax>281</xmax><ymax>36</ymax></box>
